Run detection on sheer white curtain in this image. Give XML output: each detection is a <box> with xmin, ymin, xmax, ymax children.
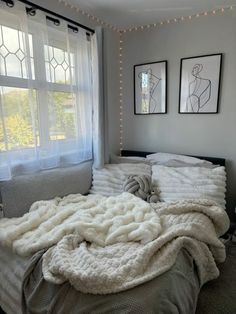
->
<box><xmin>0</xmin><ymin>2</ymin><xmax>93</xmax><ymax>180</ymax></box>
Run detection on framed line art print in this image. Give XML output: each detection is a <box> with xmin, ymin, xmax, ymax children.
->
<box><xmin>134</xmin><ymin>60</ymin><xmax>167</xmax><ymax>114</ymax></box>
<box><xmin>179</xmin><ymin>53</ymin><xmax>223</xmax><ymax>113</ymax></box>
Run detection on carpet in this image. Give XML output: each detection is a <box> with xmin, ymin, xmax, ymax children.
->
<box><xmin>196</xmin><ymin>239</ymin><xmax>236</xmax><ymax>314</ymax></box>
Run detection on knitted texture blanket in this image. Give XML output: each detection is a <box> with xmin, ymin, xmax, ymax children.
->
<box><xmin>0</xmin><ymin>193</ymin><xmax>161</xmax><ymax>256</ymax></box>
<box><xmin>0</xmin><ymin>193</ymin><xmax>229</xmax><ymax>295</ymax></box>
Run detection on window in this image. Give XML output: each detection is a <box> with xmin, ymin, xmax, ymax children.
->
<box><xmin>0</xmin><ymin>5</ymin><xmax>93</xmax><ymax>179</ymax></box>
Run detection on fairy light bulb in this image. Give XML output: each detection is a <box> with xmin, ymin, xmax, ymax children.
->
<box><xmin>119</xmin><ymin>31</ymin><xmax>124</xmax><ymax>152</ymax></box>
<box><xmin>58</xmin><ymin>1</ymin><xmax>229</xmax><ymax>34</ymax></box>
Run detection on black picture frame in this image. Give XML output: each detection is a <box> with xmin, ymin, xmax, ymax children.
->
<box><xmin>134</xmin><ymin>60</ymin><xmax>167</xmax><ymax>115</ymax></box>
<box><xmin>179</xmin><ymin>53</ymin><xmax>223</xmax><ymax>114</ymax></box>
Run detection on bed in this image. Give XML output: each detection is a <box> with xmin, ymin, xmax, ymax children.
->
<box><xmin>0</xmin><ymin>151</ymin><xmax>229</xmax><ymax>314</ymax></box>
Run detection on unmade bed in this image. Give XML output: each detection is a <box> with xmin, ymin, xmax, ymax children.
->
<box><xmin>0</xmin><ymin>151</ymin><xmax>229</xmax><ymax>314</ymax></box>
<box><xmin>0</xmin><ymin>246</ymin><xmax>200</xmax><ymax>314</ymax></box>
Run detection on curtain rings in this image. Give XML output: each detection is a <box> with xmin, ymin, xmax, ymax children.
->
<box><xmin>26</xmin><ymin>7</ymin><xmax>36</xmax><ymax>16</ymax></box>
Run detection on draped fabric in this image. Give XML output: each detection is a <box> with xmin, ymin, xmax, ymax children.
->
<box><xmin>0</xmin><ymin>1</ymin><xmax>95</xmax><ymax>180</ymax></box>
<box><xmin>92</xmin><ymin>27</ymin><xmax>106</xmax><ymax>169</ymax></box>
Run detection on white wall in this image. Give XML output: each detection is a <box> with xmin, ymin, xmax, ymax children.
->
<box><xmin>121</xmin><ymin>13</ymin><xmax>236</xmax><ymax>220</ymax></box>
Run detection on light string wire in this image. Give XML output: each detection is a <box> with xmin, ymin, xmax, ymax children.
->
<box><xmin>120</xmin><ymin>5</ymin><xmax>235</xmax><ymax>32</ymax></box>
<box><xmin>119</xmin><ymin>31</ymin><xmax>124</xmax><ymax>153</ymax></box>
<box><xmin>57</xmin><ymin>1</ymin><xmax>235</xmax><ymax>33</ymax></box>
<box><xmin>57</xmin><ymin>0</ymin><xmax>119</xmax><ymax>31</ymax></box>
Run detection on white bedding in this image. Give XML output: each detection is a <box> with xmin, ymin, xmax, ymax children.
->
<box><xmin>152</xmin><ymin>165</ymin><xmax>226</xmax><ymax>208</ymax></box>
<box><xmin>90</xmin><ymin>163</ymin><xmax>151</xmax><ymax>196</ymax></box>
<box><xmin>0</xmin><ymin>246</ymin><xmax>28</xmax><ymax>314</ymax></box>
<box><xmin>0</xmin><ymin>193</ymin><xmax>229</xmax><ymax>295</ymax></box>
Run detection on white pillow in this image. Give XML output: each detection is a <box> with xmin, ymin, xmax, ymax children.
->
<box><xmin>109</xmin><ymin>153</ymin><xmax>149</xmax><ymax>164</ymax></box>
<box><xmin>152</xmin><ymin>165</ymin><xmax>226</xmax><ymax>208</ymax></box>
<box><xmin>147</xmin><ymin>152</ymin><xmax>213</xmax><ymax>167</ymax></box>
<box><xmin>90</xmin><ymin>163</ymin><xmax>151</xmax><ymax>196</ymax></box>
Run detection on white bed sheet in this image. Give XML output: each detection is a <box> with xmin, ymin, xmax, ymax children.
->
<box><xmin>0</xmin><ymin>246</ymin><xmax>29</xmax><ymax>314</ymax></box>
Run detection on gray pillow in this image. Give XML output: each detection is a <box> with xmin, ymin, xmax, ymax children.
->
<box><xmin>1</xmin><ymin>161</ymin><xmax>92</xmax><ymax>218</ymax></box>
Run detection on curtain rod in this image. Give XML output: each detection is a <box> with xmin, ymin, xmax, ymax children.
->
<box><xmin>1</xmin><ymin>0</ymin><xmax>95</xmax><ymax>34</ymax></box>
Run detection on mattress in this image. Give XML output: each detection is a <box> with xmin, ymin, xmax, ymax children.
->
<box><xmin>0</xmin><ymin>246</ymin><xmax>30</xmax><ymax>314</ymax></box>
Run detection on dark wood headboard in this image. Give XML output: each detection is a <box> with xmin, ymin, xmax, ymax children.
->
<box><xmin>121</xmin><ymin>150</ymin><xmax>226</xmax><ymax>167</ymax></box>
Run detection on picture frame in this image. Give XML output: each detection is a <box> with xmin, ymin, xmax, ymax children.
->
<box><xmin>134</xmin><ymin>60</ymin><xmax>167</xmax><ymax>114</ymax></box>
<box><xmin>179</xmin><ymin>53</ymin><xmax>223</xmax><ymax>114</ymax></box>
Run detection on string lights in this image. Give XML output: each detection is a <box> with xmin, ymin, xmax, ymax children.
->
<box><xmin>119</xmin><ymin>5</ymin><xmax>235</xmax><ymax>33</ymax></box>
<box><xmin>56</xmin><ymin>1</ymin><xmax>235</xmax><ymax>34</ymax></box>
<box><xmin>57</xmin><ymin>0</ymin><xmax>234</xmax><ymax>153</ymax></box>
<box><xmin>57</xmin><ymin>0</ymin><xmax>119</xmax><ymax>32</ymax></box>
<box><xmin>118</xmin><ymin>31</ymin><xmax>124</xmax><ymax>153</ymax></box>
<box><xmin>57</xmin><ymin>0</ymin><xmax>235</xmax><ymax>34</ymax></box>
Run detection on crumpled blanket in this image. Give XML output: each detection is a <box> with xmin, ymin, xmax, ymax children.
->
<box><xmin>0</xmin><ymin>193</ymin><xmax>161</xmax><ymax>256</ymax></box>
<box><xmin>0</xmin><ymin>193</ymin><xmax>230</xmax><ymax>295</ymax></box>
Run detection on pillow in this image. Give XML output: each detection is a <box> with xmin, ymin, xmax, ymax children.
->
<box><xmin>152</xmin><ymin>165</ymin><xmax>226</xmax><ymax>208</ymax></box>
<box><xmin>90</xmin><ymin>163</ymin><xmax>151</xmax><ymax>196</ymax></box>
<box><xmin>110</xmin><ymin>153</ymin><xmax>149</xmax><ymax>164</ymax></box>
<box><xmin>147</xmin><ymin>152</ymin><xmax>213</xmax><ymax>167</ymax></box>
<box><xmin>1</xmin><ymin>161</ymin><xmax>92</xmax><ymax>218</ymax></box>
<box><xmin>123</xmin><ymin>174</ymin><xmax>159</xmax><ymax>203</ymax></box>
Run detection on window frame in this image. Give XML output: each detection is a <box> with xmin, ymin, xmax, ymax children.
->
<box><xmin>0</xmin><ymin>20</ymin><xmax>82</xmax><ymax>152</ymax></box>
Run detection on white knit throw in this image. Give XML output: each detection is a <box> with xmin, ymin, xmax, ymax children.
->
<box><xmin>0</xmin><ymin>193</ymin><xmax>229</xmax><ymax>295</ymax></box>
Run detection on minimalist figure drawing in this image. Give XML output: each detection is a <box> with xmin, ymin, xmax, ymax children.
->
<box><xmin>138</xmin><ymin>68</ymin><xmax>161</xmax><ymax>113</ymax></box>
<box><xmin>186</xmin><ymin>64</ymin><xmax>211</xmax><ymax>112</ymax></box>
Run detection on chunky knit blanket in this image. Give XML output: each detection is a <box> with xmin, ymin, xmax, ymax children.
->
<box><xmin>0</xmin><ymin>193</ymin><xmax>229</xmax><ymax>295</ymax></box>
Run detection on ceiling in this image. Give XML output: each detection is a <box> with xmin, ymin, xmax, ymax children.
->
<box><xmin>70</xmin><ymin>0</ymin><xmax>236</xmax><ymax>28</ymax></box>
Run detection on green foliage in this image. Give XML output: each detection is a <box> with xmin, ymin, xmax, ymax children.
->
<box><xmin>49</xmin><ymin>92</ymin><xmax>76</xmax><ymax>139</ymax></box>
<box><xmin>0</xmin><ymin>114</ymin><xmax>33</xmax><ymax>150</ymax></box>
<box><xmin>0</xmin><ymin>89</ymin><xmax>76</xmax><ymax>151</ymax></box>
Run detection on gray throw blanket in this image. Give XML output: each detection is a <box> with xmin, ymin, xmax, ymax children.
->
<box><xmin>123</xmin><ymin>175</ymin><xmax>159</xmax><ymax>203</ymax></box>
<box><xmin>22</xmin><ymin>248</ymin><xmax>200</xmax><ymax>314</ymax></box>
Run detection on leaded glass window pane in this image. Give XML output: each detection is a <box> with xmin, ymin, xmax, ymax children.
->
<box><xmin>44</xmin><ymin>44</ymin><xmax>75</xmax><ymax>85</ymax></box>
<box><xmin>0</xmin><ymin>25</ymin><xmax>35</xmax><ymax>79</ymax></box>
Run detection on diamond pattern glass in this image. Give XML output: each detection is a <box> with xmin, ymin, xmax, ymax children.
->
<box><xmin>0</xmin><ymin>25</ymin><xmax>35</xmax><ymax>79</ymax></box>
<box><xmin>45</xmin><ymin>44</ymin><xmax>75</xmax><ymax>85</ymax></box>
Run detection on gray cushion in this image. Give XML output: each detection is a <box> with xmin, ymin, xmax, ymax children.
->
<box><xmin>1</xmin><ymin>161</ymin><xmax>92</xmax><ymax>218</ymax></box>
